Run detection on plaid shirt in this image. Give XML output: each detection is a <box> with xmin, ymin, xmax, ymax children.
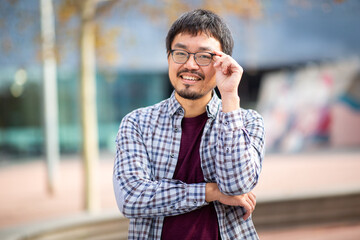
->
<box><xmin>113</xmin><ymin>91</ymin><xmax>265</xmax><ymax>239</ymax></box>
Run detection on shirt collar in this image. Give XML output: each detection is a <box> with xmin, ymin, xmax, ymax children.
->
<box><xmin>206</xmin><ymin>90</ymin><xmax>221</xmax><ymax>119</ymax></box>
<box><xmin>168</xmin><ymin>91</ymin><xmax>183</xmax><ymax>117</ymax></box>
<box><xmin>168</xmin><ymin>90</ymin><xmax>221</xmax><ymax>118</ymax></box>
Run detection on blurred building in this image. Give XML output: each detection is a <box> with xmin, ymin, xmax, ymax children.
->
<box><xmin>257</xmin><ymin>58</ymin><xmax>360</xmax><ymax>153</ymax></box>
<box><xmin>0</xmin><ymin>69</ymin><xmax>169</xmax><ymax>159</ymax></box>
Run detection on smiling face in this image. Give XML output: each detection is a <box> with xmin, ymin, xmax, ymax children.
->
<box><xmin>168</xmin><ymin>32</ymin><xmax>222</xmax><ymax>102</ymax></box>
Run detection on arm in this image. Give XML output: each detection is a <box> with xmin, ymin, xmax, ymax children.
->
<box><xmin>113</xmin><ymin>113</ymin><xmax>207</xmax><ymax>218</ymax></box>
<box><xmin>205</xmin><ymin>183</ymin><xmax>256</xmax><ymax>220</ymax></box>
<box><xmin>213</xmin><ymin>50</ymin><xmax>265</xmax><ymax>195</ymax></box>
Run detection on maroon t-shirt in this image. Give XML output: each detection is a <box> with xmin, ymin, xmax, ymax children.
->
<box><xmin>161</xmin><ymin>112</ymin><xmax>220</xmax><ymax>240</ymax></box>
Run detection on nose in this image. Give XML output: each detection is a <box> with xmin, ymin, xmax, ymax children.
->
<box><xmin>184</xmin><ymin>53</ymin><xmax>199</xmax><ymax>69</ymax></box>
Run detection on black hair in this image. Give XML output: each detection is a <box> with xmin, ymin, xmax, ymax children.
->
<box><xmin>166</xmin><ymin>9</ymin><xmax>234</xmax><ymax>56</ymax></box>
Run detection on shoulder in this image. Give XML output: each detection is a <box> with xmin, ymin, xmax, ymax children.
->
<box><xmin>121</xmin><ymin>98</ymin><xmax>170</xmax><ymax>126</ymax></box>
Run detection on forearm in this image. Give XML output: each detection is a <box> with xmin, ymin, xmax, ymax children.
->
<box><xmin>114</xmin><ymin>116</ymin><xmax>208</xmax><ymax>218</ymax></box>
<box><xmin>113</xmin><ymin>171</ymin><xmax>207</xmax><ymax>218</ymax></box>
<box><xmin>205</xmin><ymin>182</ymin><xmax>256</xmax><ymax>220</ymax></box>
<box><xmin>216</xmin><ymin>145</ymin><xmax>261</xmax><ymax>195</ymax></box>
<box><xmin>215</xmin><ymin>110</ymin><xmax>264</xmax><ymax>195</ymax></box>
<box><xmin>205</xmin><ymin>182</ymin><xmax>219</xmax><ymax>203</ymax></box>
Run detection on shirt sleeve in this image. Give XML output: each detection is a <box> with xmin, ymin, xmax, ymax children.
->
<box><xmin>215</xmin><ymin>108</ymin><xmax>265</xmax><ymax>195</ymax></box>
<box><xmin>113</xmin><ymin>113</ymin><xmax>207</xmax><ymax>219</ymax></box>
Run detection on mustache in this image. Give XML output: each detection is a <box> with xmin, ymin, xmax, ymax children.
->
<box><xmin>177</xmin><ymin>69</ymin><xmax>205</xmax><ymax>79</ymax></box>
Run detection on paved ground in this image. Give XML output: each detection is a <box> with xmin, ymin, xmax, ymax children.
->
<box><xmin>255</xmin><ymin>150</ymin><xmax>360</xmax><ymax>239</ymax></box>
<box><xmin>0</xmin><ymin>150</ymin><xmax>360</xmax><ymax>239</ymax></box>
<box><xmin>259</xmin><ymin>221</ymin><xmax>360</xmax><ymax>240</ymax></box>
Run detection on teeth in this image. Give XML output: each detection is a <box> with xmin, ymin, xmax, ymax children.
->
<box><xmin>182</xmin><ymin>76</ymin><xmax>198</xmax><ymax>81</ymax></box>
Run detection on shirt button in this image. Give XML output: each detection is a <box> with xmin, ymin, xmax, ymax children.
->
<box><xmin>170</xmin><ymin>153</ymin><xmax>175</xmax><ymax>158</ymax></box>
<box><xmin>174</xmin><ymin>127</ymin><xmax>179</xmax><ymax>132</ymax></box>
<box><xmin>178</xmin><ymin>109</ymin><xmax>183</xmax><ymax>114</ymax></box>
<box><xmin>193</xmin><ymin>201</ymin><xmax>197</xmax><ymax>205</ymax></box>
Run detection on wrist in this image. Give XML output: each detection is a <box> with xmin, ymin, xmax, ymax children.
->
<box><xmin>221</xmin><ymin>93</ymin><xmax>240</xmax><ymax>113</ymax></box>
<box><xmin>205</xmin><ymin>183</ymin><xmax>220</xmax><ymax>203</ymax></box>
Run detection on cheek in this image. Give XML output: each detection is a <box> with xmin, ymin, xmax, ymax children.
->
<box><xmin>168</xmin><ymin>62</ymin><xmax>179</xmax><ymax>84</ymax></box>
<box><xmin>205</xmin><ymin>68</ymin><xmax>217</xmax><ymax>83</ymax></box>
<box><xmin>168</xmin><ymin>57</ymin><xmax>182</xmax><ymax>73</ymax></box>
<box><xmin>168</xmin><ymin>63</ymin><xmax>175</xmax><ymax>74</ymax></box>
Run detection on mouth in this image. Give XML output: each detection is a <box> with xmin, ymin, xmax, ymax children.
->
<box><xmin>177</xmin><ymin>71</ymin><xmax>204</xmax><ymax>85</ymax></box>
<box><xmin>182</xmin><ymin>75</ymin><xmax>200</xmax><ymax>81</ymax></box>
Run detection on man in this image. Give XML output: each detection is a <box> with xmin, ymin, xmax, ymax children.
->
<box><xmin>113</xmin><ymin>9</ymin><xmax>265</xmax><ymax>239</ymax></box>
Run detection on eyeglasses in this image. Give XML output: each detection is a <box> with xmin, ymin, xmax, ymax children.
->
<box><xmin>170</xmin><ymin>49</ymin><xmax>216</xmax><ymax>66</ymax></box>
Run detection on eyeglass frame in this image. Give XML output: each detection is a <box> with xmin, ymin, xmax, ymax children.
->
<box><xmin>169</xmin><ymin>49</ymin><xmax>216</xmax><ymax>66</ymax></box>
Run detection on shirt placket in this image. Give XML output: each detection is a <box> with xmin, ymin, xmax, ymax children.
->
<box><xmin>165</xmin><ymin>109</ymin><xmax>183</xmax><ymax>179</ymax></box>
<box><xmin>199</xmin><ymin>115</ymin><xmax>215</xmax><ymax>182</ymax></box>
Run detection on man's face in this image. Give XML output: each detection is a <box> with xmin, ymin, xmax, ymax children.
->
<box><xmin>168</xmin><ymin>32</ymin><xmax>222</xmax><ymax>101</ymax></box>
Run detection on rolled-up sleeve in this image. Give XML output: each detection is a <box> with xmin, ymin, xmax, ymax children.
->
<box><xmin>215</xmin><ymin>109</ymin><xmax>265</xmax><ymax>195</ymax></box>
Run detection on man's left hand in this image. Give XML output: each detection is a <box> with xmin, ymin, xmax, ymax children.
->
<box><xmin>213</xmin><ymin>50</ymin><xmax>243</xmax><ymax>112</ymax></box>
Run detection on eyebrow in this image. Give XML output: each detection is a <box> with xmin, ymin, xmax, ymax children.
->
<box><xmin>173</xmin><ymin>43</ymin><xmax>187</xmax><ymax>49</ymax></box>
<box><xmin>173</xmin><ymin>43</ymin><xmax>213</xmax><ymax>52</ymax></box>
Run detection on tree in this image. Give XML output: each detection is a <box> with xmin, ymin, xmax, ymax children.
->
<box><xmin>57</xmin><ymin>0</ymin><xmax>130</xmax><ymax>213</ymax></box>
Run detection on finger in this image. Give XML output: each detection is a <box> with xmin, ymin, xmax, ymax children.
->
<box><xmin>212</xmin><ymin>55</ymin><xmax>221</xmax><ymax>67</ymax></box>
<box><xmin>220</xmin><ymin>61</ymin><xmax>233</xmax><ymax>75</ymax></box>
<box><xmin>248</xmin><ymin>192</ymin><xmax>256</xmax><ymax>208</ymax></box>
<box><xmin>246</xmin><ymin>197</ymin><xmax>254</xmax><ymax>213</ymax></box>
<box><xmin>213</xmin><ymin>54</ymin><xmax>229</xmax><ymax>65</ymax></box>
<box><xmin>213</xmin><ymin>49</ymin><xmax>225</xmax><ymax>57</ymax></box>
<box><xmin>213</xmin><ymin>56</ymin><xmax>232</xmax><ymax>75</ymax></box>
<box><xmin>241</xmin><ymin>201</ymin><xmax>252</xmax><ymax>220</ymax></box>
<box><xmin>215</xmin><ymin>55</ymin><xmax>242</xmax><ymax>76</ymax></box>
<box><xmin>212</xmin><ymin>50</ymin><xmax>227</xmax><ymax>68</ymax></box>
<box><xmin>243</xmin><ymin>206</ymin><xmax>251</xmax><ymax>220</ymax></box>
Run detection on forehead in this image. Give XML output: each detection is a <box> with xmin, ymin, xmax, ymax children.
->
<box><xmin>171</xmin><ymin>32</ymin><xmax>222</xmax><ymax>52</ymax></box>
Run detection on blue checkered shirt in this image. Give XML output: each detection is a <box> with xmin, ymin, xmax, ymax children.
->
<box><xmin>113</xmin><ymin>91</ymin><xmax>265</xmax><ymax>239</ymax></box>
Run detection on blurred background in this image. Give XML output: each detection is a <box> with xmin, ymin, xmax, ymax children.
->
<box><xmin>0</xmin><ymin>0</ymin><xmax>359</xmax><ymax>239</ymax></box>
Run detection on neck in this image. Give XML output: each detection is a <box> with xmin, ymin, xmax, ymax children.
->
<box><xmin>175</xmin><ymin>92</ymin><xmax>211</xmax><ymax>118</ymax></box>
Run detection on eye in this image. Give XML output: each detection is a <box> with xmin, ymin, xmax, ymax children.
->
<box><xmin>197</xmin><ymin>53</ymin><xmax>212</xmax><ymax>59</ymax></box>
<box><xmin>174</xmin><ymin>51</ymin><xmax>187</xmax><ymax>57</ymax></box>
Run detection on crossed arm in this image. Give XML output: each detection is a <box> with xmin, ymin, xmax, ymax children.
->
<box><xmin>206</xmin><ymin>183</ymin><xmax>256</xmax><ymax>220</ymax></box>
<box><xmin>113</xmin><ymin>107</ymin><xmax>264</xmax><ymax>220</ymax></box>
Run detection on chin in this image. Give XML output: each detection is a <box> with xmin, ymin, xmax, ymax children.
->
<box><xmin>176</xmin><ymin>88</ymin><xmax>204</xmax><ymax>100</ymax></box>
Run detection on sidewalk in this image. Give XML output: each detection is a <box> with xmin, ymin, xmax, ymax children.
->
<box><xmin>255</xmin><ymin>149</ymin><xmax>360</xmax><ymax>239</ymax></box>
<box><xmin>0</xmin><ymin>150</ymin><xmax>360</xmax><ymax>239</ymax></box>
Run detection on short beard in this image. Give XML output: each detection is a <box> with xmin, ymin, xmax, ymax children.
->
<box><xmin>176</xmin><ymin>86</ymin><xmax>204</xmax><ymax>100</ymax></box>
<box><xmin>173</xmin><ymin>69</ymin><xmax>205</xmax><ymax>100</ymax></box>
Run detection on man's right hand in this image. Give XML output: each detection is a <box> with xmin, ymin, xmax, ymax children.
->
<box><xmin>205</xmin><ymin>183</ymin><xmax>256</xmax><ymax>220</ymax></box>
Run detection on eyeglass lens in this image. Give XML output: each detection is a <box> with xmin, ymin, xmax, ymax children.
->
<box><xmin>172</xmin><ymin>50</ymin><xmax>213</xmax><ymax>66</ymax></box>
